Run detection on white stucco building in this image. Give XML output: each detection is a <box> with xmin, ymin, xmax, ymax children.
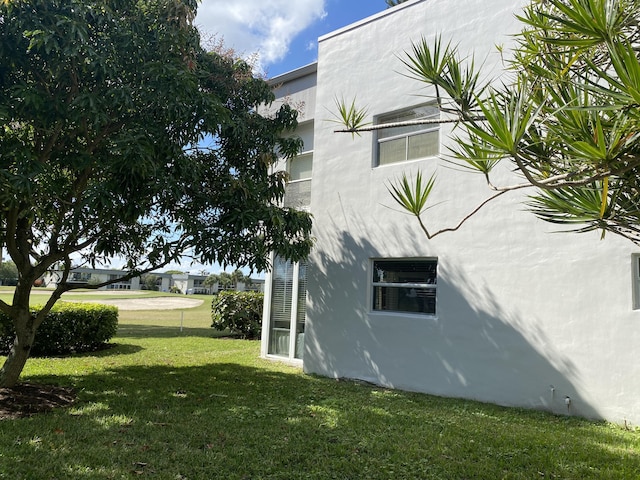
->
<box><xmin>260</xmin><ymin>0</ymin><xmax>640</xmax><ymax>424</ymax></box>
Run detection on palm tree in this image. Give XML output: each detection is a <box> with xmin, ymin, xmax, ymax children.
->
<box><xmin>205</xmin><ymin>269</ymin><xmax>252</xmax><ymax>291</ymax></box>
<box><xmin>386</xmin><ymin>0</ymin><xmax>409</xmax><ymax>7</ymax></box>
<box><xmin>339</xmin><ymin>0</ymin><xmax>640</xmax><ymax>245</ymax></box>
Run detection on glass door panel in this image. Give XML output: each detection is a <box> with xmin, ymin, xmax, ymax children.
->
<box><xmin>294</xmin><ymin>261</ymin><xmax>308</xmax><ymax>359</ymax></box>
<box><xmin>268</xmin><ymin>257</ymin><xmax>294</xmax><ymax>356</ymax></box>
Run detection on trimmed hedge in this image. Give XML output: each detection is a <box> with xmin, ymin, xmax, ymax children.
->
<box><xmin>211</xmin><ymin>291</ymin><xmax>264</xmax><ymax>339</ymax></box>
<box><xmin>0</xmin><ymin>302</ymin><xmax>118</xmax><ymax>356</ymax></box>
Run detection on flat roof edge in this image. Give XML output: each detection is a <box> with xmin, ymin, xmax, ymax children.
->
<box><xmin>268</xmin><ymin>62</ymin><xmax>318</xmax><ymax>85</ymax></box>
<box><xmin>319</xmin><ymin>0</ymin><xmax>425</xmax><ymax>43</ymax></box>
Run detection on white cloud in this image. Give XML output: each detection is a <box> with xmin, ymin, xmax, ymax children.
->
<box><xmin>195</xmin><ymin>0</ymin><xmax>326</xmax><ymax>66</ymax></box>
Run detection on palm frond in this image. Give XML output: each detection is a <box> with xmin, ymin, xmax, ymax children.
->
<box><xmin>329</xmin><ymin>97</ymin><xmax>370</xmax><ymax>137</ymax></box>
<box><xmin>400</xmin><ymin>36</ymin><xmax>486</xmax><ymax>114</ymax></box>
<box><xmin>387</xmin><ymin>171</ymin><xmax>436</xmax><ymax>217</ymax></box>
<box><xmin>527</xmin><ymin>181</ymin><xmax>608</xmax><ymax>226</ymax></box>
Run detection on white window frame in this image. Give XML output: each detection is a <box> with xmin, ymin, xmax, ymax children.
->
<box><xmin>261</xmin><ymin>254</ymin><xmax>307</xmax><ymax>365</ymax></box>
<box><xmin>374</xmin><ymin>104</ymin><xmax>440</xmax><ymax>167</ymax></box>
<box><xmin>371</xmin><ymin>258</ymin><xmax>437</xmax><ymax>316</ymax></box>
<box><xmin>632</xmin><ymin>254</ymin><xmax>640</xmax><ymax>310</ymax></box>
<box><xmin>284</xmin><ymin>150</ymin><xmax>313</xmax><ymax>209</ymax></box>
<box><xmin>287</xmin><ymin>150</ymin><xmax>313</xmax><ymax>183</ymax></box>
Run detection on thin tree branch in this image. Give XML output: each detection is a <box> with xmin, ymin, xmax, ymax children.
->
<box><xmin>415</xmin><ymin>190</ymin><xmax>510</xmax><ymax>239</ymax></box>
<box><xmin>334</xmin><ymin>116</ymin><xmax>483</xmax><ymax>133</ymax></box>
<box><xmin>510</xmin><ymin>152</ymin><xmax>640</xmax><ymax>191</ymax></box>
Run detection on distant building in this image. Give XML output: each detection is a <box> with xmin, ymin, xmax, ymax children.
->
<box><xmin>43</xmin><ymin>267</ymin><xmax>144</xmax><ymax>291</ymax></box>
<box><xmin>42</xmin><ymin>268</ymin><xmax>264</xmax><ymax>294</ymax></box>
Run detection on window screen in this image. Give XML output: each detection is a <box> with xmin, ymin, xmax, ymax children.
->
<box><xmin>372</xmin><ymin>259</ymin><xmax>437</xmax><ymax>315</ymax></box>
<box><xmin>376</xmin><ymin>105</ymin><xmax>440</xmax><ymax>166</ymax></box>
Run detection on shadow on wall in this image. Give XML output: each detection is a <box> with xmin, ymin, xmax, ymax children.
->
<box><xmin>304</xmin><ymin>221</ymin><xmax>601</xmax><ymax>420</ymax></box>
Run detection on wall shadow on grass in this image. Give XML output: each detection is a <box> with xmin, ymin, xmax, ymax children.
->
<box><xmin>29</xmin><ymin>343</ymin><xmax>144</xmax><ymax>359</ymax></box>
<box><xmin>116</xmin><ymin>323</ymin><xmax>220</xmax><ymax>339</ymax></box>
<box><xmin>74</xmin><ymin>343</ymin><xmax>144</xmax><ymax>357</ymax></box>
<box><xmin>1</xmin><ymin>362</ymin><xmax>638</xmax><ymax>479</ymax></box>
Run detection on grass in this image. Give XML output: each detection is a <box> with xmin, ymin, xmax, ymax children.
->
<box><xmin>0</xmin><ymin>291</ymin><xmax>639</xmax><ymax>479</ymax></box>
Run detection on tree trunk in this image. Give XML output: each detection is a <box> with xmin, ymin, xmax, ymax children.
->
<box><xmin>0</xmin><ymin>310</ymin><xmax>37</xmax><ymax>388</ymax></box>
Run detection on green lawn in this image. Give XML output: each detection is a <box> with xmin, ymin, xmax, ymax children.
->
<box><xmin>0</xmin><ymin>291</ymin><xmax>639</xmax><ymax>479</ymax></box>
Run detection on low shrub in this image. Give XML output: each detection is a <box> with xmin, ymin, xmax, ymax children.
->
<box><xmin>0</xmin><ymin>302</ymin><xmax>118</xmax><ymax>356</ymax></box>
<box><xmin>211</xmin><ymin>291</ymin><xmax>264</xmax><ymax>339</ymax></box>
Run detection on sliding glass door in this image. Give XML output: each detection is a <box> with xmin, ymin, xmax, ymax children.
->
<box><xmin>266</xmin><ymin>256</ymin><xmax>307</xmax><ymax>360</ymax></box>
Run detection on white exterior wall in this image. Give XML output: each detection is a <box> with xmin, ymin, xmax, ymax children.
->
<box><xmin>160</xmin><ymin>276</ymin><xmax>171</xmax><ymax>292</ymax></box>
<box><xmin>293</xmin><ymin>0</ymin><xmax>640</xmax><ymax>424</ymax></box>
<box><xmin>270</xmin><ymin>64</ymin><xmax>316</xmax><ymax>125</ymax></box>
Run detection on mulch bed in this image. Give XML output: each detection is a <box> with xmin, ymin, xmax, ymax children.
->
<box><xmin>0</xmin><ymin>383</ymin><xmax>77</xmax><ymax>420</ymax></box>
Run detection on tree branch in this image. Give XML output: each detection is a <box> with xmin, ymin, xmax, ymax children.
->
<box><xmin>333</xmin><ymin>116</ymin><xmax>483</xmax><ymax>133</ymax></box>
<box><xmin>415</xmin><ymin>190</ymin><xmax>510</xmax><ymax>239</ymax></box>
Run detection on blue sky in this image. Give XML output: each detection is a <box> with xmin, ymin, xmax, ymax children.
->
<box><xmin>195</xmin><ymin>0</ymin><xmax>390</xmax><ymax>78</ymax></box>
<box><xmin>266</xmin><ymin>0</ymin><xmax>389</xmax><ymax>76</ymax></box>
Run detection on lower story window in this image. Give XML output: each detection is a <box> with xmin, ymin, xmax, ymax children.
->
<box><xmin>372</xmin><ymin>259</ymin><xmax>437</xmax><ymax>315</ymax></box>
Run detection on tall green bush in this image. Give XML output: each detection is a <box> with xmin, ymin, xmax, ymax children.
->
<box><xmin>0</xmin><ymin>261</ymin><xmax>18</xmax><ymax>286</ymax></box>
<box><xmin>0</xmin><ymin>303</ymin><xmax>118</xmax><ymax>356</ymax></box>
<box><xmin>211</xmin><ymin>291</ymin><xmax>264</xmax><ymax>339</ymax></box>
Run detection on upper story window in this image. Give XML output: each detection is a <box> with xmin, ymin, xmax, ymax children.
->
<box><xmin>284</xmin><ymin>152</ymin><xmax>313</xmax><ymax>209</ymax></box>
<box><xmin>287</xmin><ymin>152</ymin><xmax>313</xmax><ymax>182</ymax></box>
<box><xmin>375</xmin><ymin>104</ymin><xmax>440</xmax><ymax>166</ymax></box>
<box><xmin>372</xmin><ymin>259</ymin><xmax>437</xmax><ymax>315</ymax></box>
<box><xmin>283</xmin><ymin>120</ymin><xmax>313</xmax><ymax>209</ymax></box>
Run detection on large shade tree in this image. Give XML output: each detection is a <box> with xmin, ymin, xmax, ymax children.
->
<box><xmin>339</xmin><ymin>0</ymin><xmax>640</xmax><ymax>244</ymax></box>
<box><xmin>0</xmin><ymin>0</ymin><xmax>312</xmax><ymax>387</ymax></box>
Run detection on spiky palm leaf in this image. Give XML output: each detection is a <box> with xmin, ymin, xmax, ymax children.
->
<box><xmin>387</xmin><ymin>172</ymin><xmax>436</xmax><ymax>217</ymax></box>
<box><xmin>330</xmin><ymin>97</ymin><xmax>370</xmax><ymax>137</ymax></box>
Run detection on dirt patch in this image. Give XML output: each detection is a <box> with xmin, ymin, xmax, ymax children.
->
<box><xmin>70</xmin><ymin>297</ymin><xmax>204</xmax><ymax>310</ymax></box>
<box><xmin>0</xmin><ymin>383</ymin><xmax>76</xmax><ymax>420</ymax></box>
<box><xmin>30</xmin><ymin>289</ymin><xmax>148</xmax><ymax>295</ymax></box>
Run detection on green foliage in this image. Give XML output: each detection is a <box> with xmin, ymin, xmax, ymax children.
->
<box><xmin>204</xmin><ymin>272</ymin><xmax>229</xmax><ymax>289</ymax></box>
<box><xmin>388</xmin><ymin>171</ymin><xmax>436</xmax><ymax>217</ymax></box>
<box><xmin>331</xmin><ymin>97</ymin><xmax>370</xmax><ymax>136</ymax></box>
<box><xmin>400</xmin><ymin>36</ymin><xmax>485</xmax><ymax>114</ymax></box>
<box><xmin>386</xmin><ymin>0</ymin><xmax>409</xmax><ymax>7</ymax></box>
<box><xmin>0</xmin><ymin>262</ymin><xmax>18</xmax><ymax>286</ymax></box>
<box><xmin>141</xmin><ymin>274</ymin><xmax>160</xmax><ymax>291</ymax></box>
<box><xmin>0</xmin><ymin>303</ymin><xmax>118</xmax><ymax>356</ymax></box>
<box><xmin>211</xmin><ymin>290</ymin><xmax>264</xmax><ymax>339</ymax></box>
<box><xmin>204</xmin><ymin>269</ymin><xmax>252</xmax><ymax>289</ymax></box>
<box><xmin>0</xmin><ymin>0</ymin><xmax>312</xmax><ymax>275</ymax></box>
<box><xmin>415</xmin><ymin>0</ymin><xmax>640</xmax><ymax>241</ymax></box>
